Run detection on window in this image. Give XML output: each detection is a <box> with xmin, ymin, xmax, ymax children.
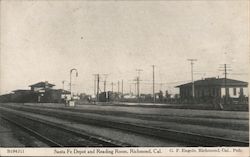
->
<box><xmin>233</xmin><ymin>88</ymin><xmax>237</xmax><ymax>96</ymax></box>
<box><xmin>240</xmin><ymin>88</ymin><xmax>243</xmax><ymax>96</ymax></box>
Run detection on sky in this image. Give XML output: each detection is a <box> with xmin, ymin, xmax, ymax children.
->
<box><xmin>0</xmin><ymin>0</ymin><xmax>249</xmax><ymax>95</ymax></box>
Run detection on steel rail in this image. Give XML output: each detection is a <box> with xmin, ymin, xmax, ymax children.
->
<box><xmin>16</xmin><ymin>105</ymin><xmax>249</xmax><ymax>131</ymax></box>
<box><xmin>0</xmin><ymin>109</ymin><xmax>131</xmax><ymax>147</ymax></box>
<box><xmin>1</xmin><ymin>105</ymin><xmax>249</xmax><ymax>147</ymax></box>
<box><xmin>1</xmin><ymin>116</ymin><xmax>63</xmax><ymax>147</ymax></box>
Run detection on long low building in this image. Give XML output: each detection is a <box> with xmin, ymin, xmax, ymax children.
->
<box><xmin>176</xmin><ymin>77</ymin><xmax>248</xmax><ymax>102</ymax></box>
<box><xmin>0</xmin><ymin>81</ymin><xmax>70</xmax><ymax>103</ymax></box>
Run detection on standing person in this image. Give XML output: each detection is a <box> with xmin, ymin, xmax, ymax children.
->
<box><xmin>218</xmin><ymin>98</ymin><xmax>224</xmax><ymax>110</ymax></box>
<box><xmin>213</xmin><ymin>96</ymin><xmax>223</xmax><ymax>110</ymax></box>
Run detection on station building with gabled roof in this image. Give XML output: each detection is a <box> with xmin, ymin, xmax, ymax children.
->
<box><xmin>0</xmin><ymin>81</ymin><xmax>70</xmax><ymax>103</ymax></box>
<box><xmin>176</xmin><ymin>77</ymin><xmax>248</xmax><ymax>101</ymax></box>
<box><xmin>28</xmin><ymin>81</ymin><xmax>70</xmax><ymax>103</ymax></box>
<box><xmin>29</xmin><ymin>81</ymin><xmax>55</xmax><ymax>92</ymax></box>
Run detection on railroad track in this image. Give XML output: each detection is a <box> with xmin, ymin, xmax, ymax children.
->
<box><xmin>1</xmin><ymin>116</ymin><xmax>63</xmax><ymax>147</ymax></box>
<box><xmin>0</xmin><ymin>110</ymin><xmax>131</xmax><ymax>147</ymax></box>
<box><xmin>17</xmin><ymin>104</ymin><xmax>249</xmax><ymax>131</ymax></box>
<box><xmin>0</xmin><ymin>105</ymin><xmax>249</xmax><ymax>146</ymax></box>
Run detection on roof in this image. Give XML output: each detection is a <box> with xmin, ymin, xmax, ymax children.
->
<box><xmin>176</xmin><ymin>78</ymin><xmax>248</xmax><ymax>88</ymax></box>
<box><xmin>29</xmin><ymin>81</ymin><xmax>55</xmax><ymax>88</ymax></box>
<box><xmin>57</xmin><ymin>89</ymin><xmax>71</xmax><ymax>94</ymax></box>
<box><xmin>46</xmin><ymin>89</ymin><xmax>71</xmax><ymax>94</ymax></box>
<box><xmin>12</xmin><ymin>89</ymin><xmax>31</xmax><ymax>93</ymax></box>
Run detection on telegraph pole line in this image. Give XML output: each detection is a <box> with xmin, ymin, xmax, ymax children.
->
<box><xmin>152</xmin><ymin>65</ymin><xmax>155</xmax><ymax>103</ymax></box>
<box><xmin>187</xmin><ymin>59</ymin><xmax>197</xmax><ymax>98</ymax></box>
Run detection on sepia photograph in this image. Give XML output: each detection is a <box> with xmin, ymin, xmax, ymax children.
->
<box><xmin>0</xmin><ymin>0</ymin><xmax>249</xmax><ymax>156</ymax></box>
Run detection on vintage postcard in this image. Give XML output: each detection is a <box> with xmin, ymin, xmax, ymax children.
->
<box><xmin>0</xmin><ymin>0</ymin><xmax>249</xmax><ymax>156</ymax></box>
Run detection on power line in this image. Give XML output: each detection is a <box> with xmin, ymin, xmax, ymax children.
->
<box><xmin>133</xmin><ymin>80</ymin><xmax>192</xmax><ymax>85</ymax></box>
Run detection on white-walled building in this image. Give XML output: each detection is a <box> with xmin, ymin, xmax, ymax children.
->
<box><xmin>176</xmin><ymin>77</ymin><xmax>248</xmax><ymax>100</ymax></box>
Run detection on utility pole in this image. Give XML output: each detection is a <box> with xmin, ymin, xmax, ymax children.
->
<box><xmin>96</xmin><ymin>74</ymin><xmax>100</xmax><ymax>102</ymax></box>
<box><xmin>187</xmin><ymin>59</ymin><xmax>197</xmax><ymax>98</ymax></box>
<box><xmin>219</xmin><ymin>64</ymin><xmax>232</xmax><ymax>105</ymax></box>
<box><xmin>225</xmin><ymin>64</ymin><xmax>228</xmax><ymax>105</ymax></box>
<box><xmin>223</xmin><ymin>64</ymin><xmax>230</xmax><ymax>105</ymax></box>
<box><xmin>121</xmin><ymin>80</ymin><xmax>124</xmax><ymax>98</ymax></box>
<box><xmin>117</xmin><ymin>80</ymin><xmax>120</xmax><ymax>100</ymax></box>
<box><xmin>111</xmin><ymin>82</ymin><xmax>115</xmax><ymax>93</ymax></box>
<box><xmin>134</xmin><ymin>82</ymin><xmax>137</xmax><ymax>96</ymax></box>
<box><xmin>136</xmin><ymin>69</ymin><xmax>143</xmax><ymax>101</ymax></box>
<box><xmin>152</xmin><ymin>65</ymin><xmax>155</xmax><ymax>103</ymax></box>
<box><xmin>93</xmin><ymin>74</ymin><xmax>97</xmax><ymax>96</ymax></box>
<box><xmin>224</xmin><ymin>64</ymin><xmax>227</xmax><ymax>93</ymax></box>
<box><xmin>137</xmin><ymin>77</ymin><xmax>140</xmax><ymax>100</ymax></box>
<box><xmin>118</xmin><ymin>81</ymin><xmax>120</xmax><ymax>94</ymax></box>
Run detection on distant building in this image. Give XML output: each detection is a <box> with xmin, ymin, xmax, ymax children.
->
<box><xmin>0</xmin><ymin>93</ymin><xmax>13</xmax><ymax>102</ymax></box>
<box><xmin>29</xmin><ymin>81</ymin><xmax>55</xmax><ymax>92</ymax></box>
<box><xmin>99</xmin><ymin>92</ymin><xmax>108</xmax><ymax>102</ymax></box>
<box><xmin>176</xmin><ymin>77</ymin><xmax>248</xmax><ymax>102</ymax></box>
<box><xmin>58</xmin><ymin>89</ymin><xmax>71</xmax><ymax>100</ymax></box>
<box><xmin>0</xmin><ymin>81</ymin><xmax>70</xmax><ymax>103</ymax></box>
<box><xmin>11</xmin><ymin>89</ymin><xmax>37</xmax><ymax>102</ymax></box>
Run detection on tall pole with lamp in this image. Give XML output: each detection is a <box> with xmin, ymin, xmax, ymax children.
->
<box><xmin>70</xmin><ymin>68</ymin><xmax>78</xmax><ymax>99</ymax></box>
